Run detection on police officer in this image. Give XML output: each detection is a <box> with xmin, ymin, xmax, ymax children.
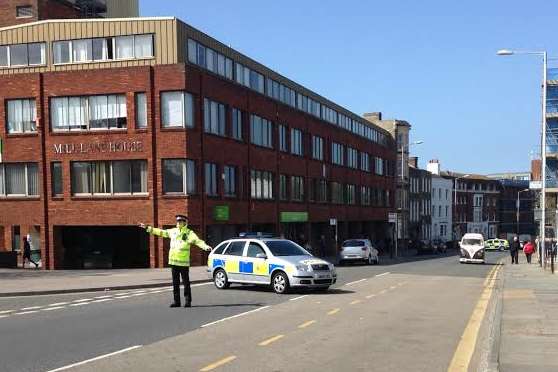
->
<box><xmin>139</xmin><ymin>215</ymin><xmax>211</xmax><ymax>308</ymax></box>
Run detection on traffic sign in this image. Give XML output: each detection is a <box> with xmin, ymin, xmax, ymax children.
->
<box><xmin>388</xmin><ymin>212</ymin><xmax>397</xmax><ymax>223</ymax></box>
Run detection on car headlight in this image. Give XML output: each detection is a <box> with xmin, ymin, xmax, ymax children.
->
<box><xmin>296</xmin><ymin>264</ymin><xmax>310</xmax><ymax>272</ymax></box>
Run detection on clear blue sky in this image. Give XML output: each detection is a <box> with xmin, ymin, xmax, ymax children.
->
<box><xmin>141</xmin><ymin>0</ymin><xmax>555</xmax><ymax>175</ymax></box>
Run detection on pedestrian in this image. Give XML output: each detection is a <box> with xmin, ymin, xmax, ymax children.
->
<box><xmin>523</xmin><ymin>240</ymin><xmax>535</xmax><ymax>264</ymax></box>
<box><xmin>139</xmin><ymin>215</ymin><xmax>212</xmax><ymax>308</ymax></box>
<box><xmin>319</xmin><ymin>235</ymin><xmax>327</xmax><ymax>258</ymax></box>
<box><xmin>22</xmin><ymin>236</ymin><xmax>38</xmax><ymax>268</ymax></box>
<box><xmin>510</xmin><ymin>236</ymin><xmax>520</xmax><ymax>264</ymax></box>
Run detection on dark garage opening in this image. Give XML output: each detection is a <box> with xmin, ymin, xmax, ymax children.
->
<box><xmin>61</xmin><ymin>226</ymin><xmax>149</xmax><ymax>269</ymax></box>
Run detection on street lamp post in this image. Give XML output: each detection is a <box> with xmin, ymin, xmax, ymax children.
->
<box><xmin>516</xmin><ymin>188</ymin><xmax>530</xmax><ymax>236</ymax></box>
<box><xmin>453</xmin><ymin>174</ymin><xmax>470</xmax><ymax>240</ymax></box>
<box><xmin>497</xmin><ymin>48</ymin><xmax>548</xmax><ymax>267</ymax></box>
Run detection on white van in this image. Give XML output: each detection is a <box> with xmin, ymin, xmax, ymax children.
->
<box><xmin>459</xmin><ymin>233</ymin><xmax>485</xmax><ymax>264</ymax></box>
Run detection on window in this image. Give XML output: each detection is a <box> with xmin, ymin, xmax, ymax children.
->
<box><xmin>246</xmin><ymin>243</ymin><xmax>265</xmax><ymax>258</ymax></box>
<box><xmin>161</xmin><ymin>91</ymin><xmax>194</xmax><ymax>128</ymax></box>
<box><xmin>51</xmin><ymin>94</ymin><xmax>127</xmax><ymax>131</ymax></box>
<box><xmin>266</xmin><ymin>78</ymin><xmax>296</xmax><ymax>107</ymax></box>
<box><xmin>204</xmin><ymin>163</ymin><xmax>218</xmax><ymax>196</ymax></box>
<box><xmin>72</xmin><ymin>39</ymin><xmax>92</xmax><ymax>62</ymax></box>
<box><xmin>361</xmin><ymin>186</ymin><xmax>371</xmax><ymax>206</ymax></box>
<box><xmin>53</xmin><ymin>41</ymin><xmax>71</xmax><ymax>64</ymax></box>
<box><xmin>6</xmin><ymin>99</ymin><xmax>36</xmax><ymax>133</ymax></box>
<box><xmin>162</xmin><ymin>159</ymin><xmax>196</xmax><ymax>195</ymax></box>
<box><xmin>375</xmin><ymin>157</ymin><xmax>384</xmax><ymax>175</ymax></box>
<box><xmin>9</xmin><ymin>44</ymin><xmax>28</xmax><ymax>66</ymax></box>
<box><xmin>250</xmin><ymin>114</ymin><xmax>273</xmax><ymax>148</ymax></box>
<box><xmin>291</xmin><ymin>176</ymin><xmax>304</xmax><ymax>201</ymax></box>
<box><xmin>70</xmin><ymin>160</ymin><xmax>146</xmax><ymax>196</ymax></box>
<box><xmin>347</xmin><ymin>147</ymin><xmax>358</xmax><ymax>169</ymax></box>
<box><xmin>92</xmin><ymin>38</ymin><xmax>112</xmax><ymax>61</ymax></box>
<box><xmin>330</xmin><ymin>182</ymin><xmax>343</xmax><ymax>204</ymax></box>
<box><xmin>312</xmin><ymin>135</ymin><xmax>323</xmax><ymax>161</ymax></box>
<box><xmin>279</xmin><ymin>125</ymin><xmax>288</xmax><ymax>152</ymax></box>
<box><xmin>204</xmin><ymin>98</ymin><xmax>226</xmax><ymax>136</ymax></box>
<box><xmin>134</xmin><ymin>34</ymin><xmax>153</xmax><ymax>58</ymax></box>
<box><xmin>114</xmin><ymin>35</ymin><xmax>133</xmax><ymax>59</ymax></box>
<box><xmin>360</xmin><ymin>152</ymin><xmax>370</xmax><ymax>172</ymax></box>
<box><xmin>231</xmin><ymin>108</ymin><xmax>242</xmax><ymax>140</ymax></box>
<box><xmin>290</xmin><ymin>128</ymin><xmax>303</xmax><ymax>156</ymax></box>
<box><xmin>223</xmin><ymin>165</ymin><xmax>236</xmax><ymax>197</ymax></box>
<box><xmin>0</xmin><ymin>163</ymin><xmax>39</xmax><ymax>197</ymax></box>
<box><xmin>135</xmin><ymin>93</ymin><xmax>147</xmax><ymax>128</ymax></box>
<box><xmin>0</xmin><ymin>46</ymin><xmax>8</xmax><ymax>67</ymax></box>
<box><xmin>28</xmin><ymin>43</ymin><xmax>45</xmax><ymax>65</ymax></box>
<box><xmin>332</xmin><ymin>142</ymin><xmax>344</xmax><ymax>166</ymax></box>
<box><xmin>315</xmin><ymin>179</ymin><xmax>327</xmax><ymax>202</ymax></box>
<box><xmin>51</xmin><ymin>162</ymin><xmax>63</xmax><ymax>197</ymax></box>
<box><xmin>16</xmin><ymin>5</ymin><xmax>33</xmax><ymax>18</ymax></box>
<box><xmin>187</xmin><ymin>39</ymin><xmax>233</xmax><ymax>80</ymax></box>
<box><xmin>279</xmin><ymin>174</ymin><xmax>288</xmax><ymax>200</ymax></box>
<box><xmin>225</xmin><ymin>241</ymin><xmax>245</xmax><ymax>256</ymax></box>
<box><xmin>250</xmin><ymin>169</ymin><xmax>273</xmax><ymax>200</ymax></box>
<box><xmin>235</xmin><ymin>62</ymin><xmax>264</xmax><ymax>93</ymax></box>
<box><xmin>346</xmin><ymin>184</ymin><xmax>356</xmax><ymax>205</ymax></box>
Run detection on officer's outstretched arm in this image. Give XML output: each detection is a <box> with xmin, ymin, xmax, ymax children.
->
<box><xmin>145</xmin><ymin>226</ymin><xmax>170</xmax><ymax>239</ymax></box>
<box><xmin>190</xmin><ymin>231</ymin><xmax>211</xmax><ymax>251</ymax></box>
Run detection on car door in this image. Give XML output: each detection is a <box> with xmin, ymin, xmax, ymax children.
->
<box><xmin>241</xmin><ymin>241</ymin><xmax>269</xmax><ymax>284</ymax></box>
<box><xmin>223</xmin><ymin>240</ymin><xmax>247</xmax><ymax>282</ymax></box>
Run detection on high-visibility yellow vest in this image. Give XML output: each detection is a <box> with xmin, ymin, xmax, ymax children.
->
<box><xmin>146</xmin><ymin>225</ymin><xmax>210</xmax><ymax>267</ymax></box>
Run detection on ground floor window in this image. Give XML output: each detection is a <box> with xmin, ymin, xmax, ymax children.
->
<box><xmin>70</xmin><ymin>160</ymin><xmax>147</xmax><ymax>196</ymax></box>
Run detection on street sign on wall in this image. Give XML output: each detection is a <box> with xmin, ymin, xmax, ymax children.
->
<box><xmin>280</xmin><ymin>212</ymin><xmax>308</xmax><ymax>223</ymax></box>
<box><xmin>329</xmin><ymin>218</ymin><xmax>337</xmax><ymax>226</ymax></box>
<box><xmin>388</xmin><ymin>212</ymin><xmax>398</xmax><ymax>223</ymax></box>
<box><xmin>213</xmin><ymin>205</ymin><xmax>230</xmax><ymax>221</ymax></box>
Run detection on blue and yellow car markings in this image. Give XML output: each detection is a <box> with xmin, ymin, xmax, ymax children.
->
<box><xmin>212</xmin><ymin>258</ymin><xmax>225</xmax><ymax>268</ymax></box>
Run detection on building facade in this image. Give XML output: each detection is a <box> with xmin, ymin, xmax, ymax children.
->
<box><xmin>0</xmin><ymin>16</ymin><xmax>396</xmax><ymax>269</ymax></box>
<box><xmin>409</xmin><ymin>158</ymin><xmax>431</xmax><ymax>242</ymax></box>
<box><xmin>428</xmin><ymin>161</ymin><xmax>452</xmax><ymax>242</ymax></box>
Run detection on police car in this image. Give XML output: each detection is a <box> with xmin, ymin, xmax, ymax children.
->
<box><xmin>207</xmin><ymin>235</ymin><xmax>336</xmax><ymax>294</ymax></box>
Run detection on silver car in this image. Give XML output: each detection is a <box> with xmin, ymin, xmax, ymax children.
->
<box><xmin>339</xmin><ymin>239</ymin><xmax>379</xmax><ymax>265</ymax></box>
<box><xmin>207</xmin><ymin>238</ymin><xmax>337</xmax><ymax>294</ymax></box>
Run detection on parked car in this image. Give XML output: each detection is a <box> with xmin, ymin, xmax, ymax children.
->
<box><xmin>207</xmin><ymin>237</ymin><xmax>336</xmax><ymax>294</ymax></box>
<box><xmin>431</xmin><ymin>239</ymin><xmax>447</xmax><ymax>253</ymax></box>
<box><xmin>338</xmin><ymin>239</ymin><xmax>379</xmax><ymax>265</ymax></box>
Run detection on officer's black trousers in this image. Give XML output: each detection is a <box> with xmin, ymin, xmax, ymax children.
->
<box><xmin>171</xmin><ymin>265</ymin><xmax>191</xmax><ymax>305</ymax></box>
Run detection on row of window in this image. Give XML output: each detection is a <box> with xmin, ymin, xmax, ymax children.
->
<box><xmin>187</xmin><ymin>38</ymin><xmax>389</xmax><ymax>147</ymax></box>
<box><xmin>0</xmin><ymin>43</ymin><xmax>46</xmax><ymax>68</ymax></box>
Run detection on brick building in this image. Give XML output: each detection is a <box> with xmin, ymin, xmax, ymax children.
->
<box><xmin>0</xmin><ymin>15</ymin><xmax>396</xmax><ymax>269</ymax></box>
<box><xmin>408</xmin><ymin>157</ymin><xmax>431</xmax><ymax>243</ymax></box>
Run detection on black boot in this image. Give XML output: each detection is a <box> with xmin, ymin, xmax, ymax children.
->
<box><xmin>184</xmin><ymin>302</ymin><xmax>191</xmax><ymax>308</ymax></box>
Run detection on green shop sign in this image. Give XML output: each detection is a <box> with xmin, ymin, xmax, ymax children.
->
<box><xmin>280</xmin><ymin>211</ymin><xmax>308</xmax><ymax>223</ymax></box>
<box><xmin>213</xmin><ymin>205</ymin><xmax>230</xmax><ymax>221</ymax></box>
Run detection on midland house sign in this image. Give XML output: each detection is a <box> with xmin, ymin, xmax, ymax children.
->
<box><xmin>53</xmin><ymin>140</ymin><xmax>144</xmax><ymax>155</ymax></box>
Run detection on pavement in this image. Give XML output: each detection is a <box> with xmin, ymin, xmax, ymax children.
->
<box><xmin>0</xmin><ymin>250</ymin><xmax>444</xmax><ymax>297</ymax></box>
<box><xmin>496</xmin><ymin>253</ymin><xmax>558</xmax><ymax>371</ymax></box>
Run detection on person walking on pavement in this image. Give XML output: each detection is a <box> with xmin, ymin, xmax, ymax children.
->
<box><xmin>139</xmin><ymin>215</ymin><xmax>212</xmax><ymax>308</ymax></box>
<box><xmin>523</xmin><ymin>240</ymin><xmax>535</xmax><ymax>264</ymax></box>
<box><xmin>510</xmin><ymin>236</ymin><xmax>520</xmax><ymax>264</ymax></box>
<box><xmin>22</xmin><ymin>236</ymin><xmax>38</xmax><ymax>268</ymax></box>
<box><xmin>318</xmin><ymin>235</ymin><xmax>327</xmax><ymax>258</ymax></box>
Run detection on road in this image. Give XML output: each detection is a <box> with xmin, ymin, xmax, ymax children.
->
<box><xmin>0</xmin><ymin>252</ymin><xmax>505</xmax><ymax>372</ymax></box>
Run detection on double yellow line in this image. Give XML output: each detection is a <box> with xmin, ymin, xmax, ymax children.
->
<box><xmin>448</xmin><ymin>262</ymin><xmax>502</xmax><ymax>372</ymax></box>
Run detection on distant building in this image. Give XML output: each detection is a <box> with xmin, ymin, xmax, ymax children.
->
<box><xmin>409</xmin><ymin>157</ymin><xmax>432</xmax><ymax>242</ymax></box>
<box><xmin>495</xmin><ymin>179</ymin><xmax>536</xmax><ymax>240</ymax></box>
<box><xmin>427</xmin><ymin>160</ymin><xmax>452</xmax><ymax>242</ymax></box>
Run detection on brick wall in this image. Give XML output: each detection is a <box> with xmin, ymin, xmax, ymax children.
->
<box><xmin>0</xmin><ymin>0</ymin><xmax>78</xmax><ymax>28</ymax></box>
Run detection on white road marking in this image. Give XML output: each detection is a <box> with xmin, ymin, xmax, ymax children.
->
<box><xmin>70</xmin><ymin>302</ymin><xmax>89</xmax><ymax>307</ymax></box>
<box><xmin>365</xmin><ymin>294</ymin><xmax>377</xmax><ymax>299</ymax></box>
<box><xmin>72</xmin><ymin>299</ymin><xmax>93</xmax><ymax>303</ymax></box>
<box><xmin>43</xmin><ymin>306</ymin><xmax>65</xmax><ymax>311</ymax></box>
<box><xmin>201</xmin><ymin>306</ymin><xmax>271</xmax><ymax>328</ymax></box>
<box><xmin>0</xmin><ymin>315</ymin><xmax>8</xmax><ymax>319</ymax></box>
<box><xmin>46</xmin><ymin>345</ymin><xmax>142</xmax><ymax>372</ymax></box>
<box><xmin>289</xmin><ymin>295</ymin><xmax>308</xmax><ymax>301</ymax></box>
<box><xmin>0</xmin><ymin>310</ymin><xmax>15</xmax><ymax>314</ymax></box>
<box><xmin>15</xmin><ymin>310</ymin><xmax>39</xmax><ymax>315</ymax></box>
<box><xmin>345</xmin><ymin>278</ymin><xmax>367</xmax><ymax>286</ymax></box>
<box><xmin>48</xmin><ymin>302</ymin><xmax>69</xmax><ymax>307</ymax></box>
<box><xmin>375</xmin><ymin>272</ymin><xmax>390</xmax><ymax>277</ymax></box>
<box><xmin>20</xmin><ymin>306</ymin><xmax>43</xmax><ymax>311</ymax></box>
<box><xmin>92</xmin><ymin>298</ymin><xmax>113</xmax><ymax>303</ymax></box>
<box><xmin>114</xmin><ymin>295</ymin><xmax>132</xmax><ymax>299</ymax></box>
<box><xmin>94</xmin><ymin>295</ymin><xmax>113</xmax><ymax>299</ymax></box>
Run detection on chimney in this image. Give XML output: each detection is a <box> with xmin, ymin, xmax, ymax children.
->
<box><xmin>363</xmin><ymin>112</ymin><xmax>382</xmax><ymax>121</ymax></box>
<box><xmin>408</xmin><ymin>156</ymin><xmax>418</xmax><ymax>168</ymax></box>
<box><xmin>427</xmin><ymin>159</ymin><xmax>441</xmax><ymax>175</ymax></box>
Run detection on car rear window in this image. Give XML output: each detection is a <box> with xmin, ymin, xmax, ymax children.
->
<box><xmin>462</xmin><ymin>239</ymin><xmax>483</xmax><ymax>246</ymax></box>
<box><xmin>225</xmin><ymin>241</ymin><xmax>245</xmax><ymax>256</ymax></box>
<box><xmin>342</xmin><ymin>240</ymin><xmax>365</xmax><ymax>247</ymax></box>
<box><xmin>264</xmin><ymin>240</ymin><xmax>310</xmax><ymax>256</ymax></box>
<box><xmin>212</xmin><ymin>241</ymin><xmax>229</xmax><ymax>255</ymax></box>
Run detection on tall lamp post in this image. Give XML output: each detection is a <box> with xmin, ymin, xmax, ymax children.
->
<box><xmin>516</xmin><ymin>188</ymin><xmax>530</xmax><ymax>236</ymax></box>
<box><xmin>497</xmin><ymin>49</ymin><xmax>547</xmax><ymax>266</ymax></box>
<box><xmin>453</xmin><ymin>174</ymin><xmax>470</xmax><ymax>240</ymax></box>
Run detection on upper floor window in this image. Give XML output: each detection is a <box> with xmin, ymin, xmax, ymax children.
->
<box><xmin>51</xmin><ymin>94</ymin><xmax>127</xmax><ymax>132</ymax></box>
<box><xmin>0</xmin><ymin>163</ymin><xmax>39</xmax><ymax>197</ymax></box>
<box><xmin>161</xmin><ymin>91</ymin><xmax>194</xmax><ymax>128</ymax></box>
<box><xmin>250</xmin><ymin>114</ymin><xmax>273</xmax><ymax>148</ymax></box>
<box><xmin>204</xmin><ymin>98</ymin><xmax>226</xmax><ymax>136</ymax></box>
<box><xmin>330</xmin><ymin>182</ymin><xmax>343</xmax><ymax>204</ymax></box>
<box><xmin>223</xmin><ymin>165</ymin><xmax>237</xmax><ymax>197</ymax></box>
<box><xmin>135</xmin><ymin>93</ymin><xmax>147</xmax><ymax>128</ymax></box>
<box><xmin>279</xmin><ymin>125</ymin><xmax>288</xmax><ymax>152</ymax></box>
<box><xmin>375</xmin><ymin>157</ymin><xmax>384</xmax><ymax>176</ymax></box>
<box><xmin>360</xmin><ymin>152</ymin><xmax>370</xmax><ymax>172</ymax></box>
<box><xmin>361</xmin><ymin>186</ymin><xmax>371</xmax><ymax>206</ymax></box>
<box><xmin>332</xmin><ymin>142</ymin><xmax>344</xmax><ymax>166</ymax></box>
<box><xmin>0</xmin><ymin>43</ymin><xmax>45</xmax><ymax>67</ymax></box>
<box><xmin>279</xmin><ymin>174</ymin><xmax>288</xmax><ymax>200</ymax></box>
<box><xmin>6</xmin><ymin>99</ymin><xmax>36</xmax><ymax>133</ymax></box>
<box><xmin>312</xmin><ymin>135</ymin><xmax>323</xmax><ymax>161</ymax></box>
<box><xmin>204</xmin><ymin>163</ymin><xmax>218</xmax><ymax>196</ymax></box>
<box><xmin>162</xmin><ymin>159</ymin><xmax>196</xmax><ymax>195</ymax></box>
<box><xmin>265</xmin><ymin>78</ymin><xmax>296</xmax><ymax>107</ymax></box>
<box><xmin>51</xmin><ymin>162</ymin><xmax>63</xmax><ymax>197</ymax></box>
<box><xmin>53</xmin><ymin>34</ymin><xmax>153</xmax><ymax>65</ymax></box>
<box><xmin>187</xmin><ymin>39</ymin><xmax>233</xmax><ymax>80</ymax></box>
<box><xmin>71</xmin><ymin>160</ymin><xmax>147</xmax><ymax>196</ymax></box>
<box><xmin>290</xmin><ymin>128</ymin><xmax>303</xmax><ymax>156</ymax></box>
<box><xmin>347</xmin><ymin>147</ymin><xmax>358</xmax><ymax>169</ymax></box>
<box><xmin>346</xmin><ymin>184</ymin><xmax>356</xmax><ymax>205</ymax></box>
<box><xmin>250</xmin><ymin>169</ymin><xmax>273</xmax><ymax>200</ymax></box>
<box><xmin>291</xmin><ymin>176</ymin><xmax>304</xmax><ymax>201</ymax></box>
<box><xmin>16</xmin><ymin>5</ymin><xmax>33</xmax><ymax>18</ymax></box>
<box><xmin>231</xmin><ymin>108</ymin><xmax>242</xmax><ymax>140</ymax></box>
<box><xmin>236</xmin><ymin>63</ymin><xmax>264</xmax><ymax>93</ymax></box>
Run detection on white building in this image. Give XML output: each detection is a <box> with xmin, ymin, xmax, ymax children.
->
<box><xmin>427</xmin><ymin>160</ymin><xmax>453</xmax><ymax>242</ymax></box>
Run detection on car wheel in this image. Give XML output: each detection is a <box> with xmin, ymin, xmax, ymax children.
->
<box><xmin>214</xmin><ymin>269</ymin><xmax>230</xmax><ymax>289</ymax></box>
<box><xmin>272</xmin><ymin>271</ymin><xmax>290</xmax><ymax>294</ymax></box>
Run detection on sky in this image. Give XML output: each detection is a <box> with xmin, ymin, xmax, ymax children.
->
<box><xmin>141</xmin><ymin>0</ymin><xmax>556</xmax><ymax>175</ymax></box>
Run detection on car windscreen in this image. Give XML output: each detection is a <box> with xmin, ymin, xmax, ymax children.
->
<box><xmin>462</xmin><ymin>239</ymin><xmax>483</xmax><ymax>246</ymax></box>
<box><xmin>264</xmin><ymin>240</ymin><xmax>310</xmax><ymax>256</ymax></box>
<box><xmin>342</xmin><ymin>240</ymin><xmax>365</xmax><ymax>247</ymax></box>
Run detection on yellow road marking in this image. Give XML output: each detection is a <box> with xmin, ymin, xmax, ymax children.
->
<box><xmin>365</xmin><ymin>294</ymin><xmax>377</xmax><ymax>299</ymax></box>
<box><xmin>200</xmin><ymin>355</ymin><xmax>237</xmax><ymax>371</ymax></box>
<box><xmin>350</xmin><ymin>300</ymin><xmax>361</xmax><ymax>305</ymax></box>
<box><xmin>447</xmin><ymin>265</ymin><xmax>501</xmax><ymax>372</ymax></box>
<box><xmin>327</xmin><ymin>308</ymin><xmax>340</xmax><ymax>315</ymax></box>
<box><xmin>298</xmin><ymin>320</ymin><xmax>316</xmax><ymax>329</ymax></box>
<box><xmin>258</xmin><ymin>334</ymin><xmax>285</xmax><ymax>346</ymax></box>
